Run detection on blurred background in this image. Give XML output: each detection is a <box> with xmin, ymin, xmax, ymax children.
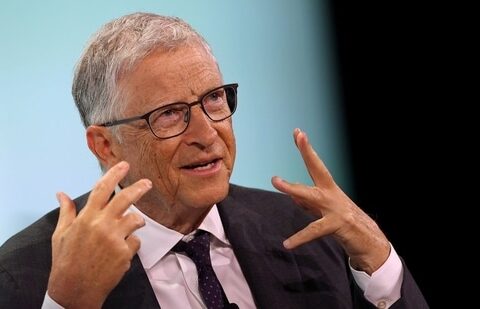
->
<box><xmin>0</xmin><ymin>0</ymin><xmax>345</xmax><ymax>241</ymax></box>
<box><xmin>0</xmin><ymin>0</ymin><xmax>436</xmax><ymax>306</ymax></box>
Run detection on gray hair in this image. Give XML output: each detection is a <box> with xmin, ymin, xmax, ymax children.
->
<box><xmin>72</xmin><ymin>12</ymin><xmax>216</xmax><ymax>134</ymax></box>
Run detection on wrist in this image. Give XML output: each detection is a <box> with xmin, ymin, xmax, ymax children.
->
<box><xmin>47</xmin><ymin>281</ymin><xmax>106</xmax><ymax>309</ymax></box>
<box><xmin>349</xmin><ymin>240</ymin><xmax>390</xmax><ymax>275</ymax></box>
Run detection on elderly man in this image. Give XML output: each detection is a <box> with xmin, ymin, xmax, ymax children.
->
<box><xmin>0</xmin><ymin>13</ymin><xmax>428</xmax><ymax>308</ymax></box>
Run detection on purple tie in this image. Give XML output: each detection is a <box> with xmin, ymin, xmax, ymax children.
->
<box><xmin>172</xmin><ymin>230</ymin><xmax>227</xmax><ymax>309</ymax></box>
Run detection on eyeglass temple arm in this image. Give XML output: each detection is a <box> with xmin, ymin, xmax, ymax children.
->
<box><xmin>99</xmin><ymin>114</ymin><xmax>147</xmax><ymax>127</ymax></box>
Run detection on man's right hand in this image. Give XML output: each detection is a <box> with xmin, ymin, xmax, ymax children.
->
<box><xmin>47</xmin><ymin>161</ymin><xmax>152</xmax><ymax>308</ymax></box>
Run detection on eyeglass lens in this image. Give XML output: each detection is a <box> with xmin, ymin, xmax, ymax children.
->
<box><xmin>148</xmin><ymin>85</ymin><xmax>236</xmax><ymax>138</ymax></box>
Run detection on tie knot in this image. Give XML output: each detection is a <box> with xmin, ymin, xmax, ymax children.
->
<box><xmin>172</xmin><ymin>230</ymin><xmax>211</xmax><ymax>267</ymax></box>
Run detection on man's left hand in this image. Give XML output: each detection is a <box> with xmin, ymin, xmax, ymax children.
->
<box><xmin>271</xmin><ymin>128</ymin><xmax>390</xmax><ymax>275</ymax></box>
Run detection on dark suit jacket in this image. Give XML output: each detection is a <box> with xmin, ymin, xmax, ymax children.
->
<box><xmin>0</xmin><ymin>184</ymin><xmax>428</xmax><ymax>308</ymax></box>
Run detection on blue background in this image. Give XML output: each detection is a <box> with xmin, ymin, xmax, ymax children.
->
<box><xmin>0</xmin><ymin>0</ymin><xmax>350</xmax><ymax>243</ymax></box>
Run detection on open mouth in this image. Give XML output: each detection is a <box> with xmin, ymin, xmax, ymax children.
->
<box><xmin>181</xmin><ymin>158</ymin><xmax>220</xmax><ymax>171</ymax></box>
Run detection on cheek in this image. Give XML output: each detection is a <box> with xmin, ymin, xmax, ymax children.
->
<box><xmin>227</xmin><ymin>132</ymin><xmax>236</xmax><ymax>165</ymax></box>
<box><xmin>139</xmin><ymin>140</ymin><xmax>169</xmax><ymax>172</ymax></box>
<box><xmin>140</xmin><ymin>139</ymin><xmax>182</xmax><ymax>197</ymax></box>
<box><xmin>125</xmin><ymin>130</ymin><xmax>153</xmax><ymax>164</ymax></box>
<box><xmin>120</xmin><ymin>130</ymin><xmax>177</xmax><ymax>185</ymax></box>
<box><xmin>118</xmin><ymin>129</ymin><xmax>188</xmax><ymax>207</ymax></box>
<box><xmin>219</xmin><ymin>122</ymin><xmax>236</xmax><ymax>167</ymax></box>
<box><xmin>138</xmin><ymin>140</ymin><xmax>156</xmax><ymax>165</ymax></box>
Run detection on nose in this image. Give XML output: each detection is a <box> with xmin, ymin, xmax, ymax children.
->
<box><xmin>182</xmin><ymin>105</ymin><xmax>217</xmax><ymax>148</ymax></box>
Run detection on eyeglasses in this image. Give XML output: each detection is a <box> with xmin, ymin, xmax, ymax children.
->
<box><xmin>99</xmin><ymin>83</ymin><xmax>238</xmax><ymax>139</ymax></box>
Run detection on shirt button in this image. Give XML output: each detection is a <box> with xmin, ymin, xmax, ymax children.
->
<box><xmin>377</xmin><ymin>300</ymin><xmax>387</xmax><ymax>309</ymax></box>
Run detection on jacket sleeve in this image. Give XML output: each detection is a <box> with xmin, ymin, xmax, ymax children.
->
<box><xmin>389</xmin><ymin>263</ymin><xmax>430</xmax><ymax>309</ymax></box>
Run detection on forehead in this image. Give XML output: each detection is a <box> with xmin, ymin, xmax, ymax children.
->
<box><xmin>119</xmin><ymin>44</ymin><xmax>222</xmax><ymax>113</ymax></box>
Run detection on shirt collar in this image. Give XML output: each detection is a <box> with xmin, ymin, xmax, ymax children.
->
<box><xmin>130</xmin><ymin>204</ymin><xmax>230</xmax><ymax>270</ymax></box>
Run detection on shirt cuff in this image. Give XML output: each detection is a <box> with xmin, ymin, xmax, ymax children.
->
<box><xmin>350</xmin><ymin>243</ymin><xmax>403</xmax><ymax>309</ymax></box>
<box><xmin>42</xmin><ymin>292</ymin><xmax>65</xmax><ymax>309</ymax></box>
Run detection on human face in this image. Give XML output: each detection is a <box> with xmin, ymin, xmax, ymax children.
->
<box><xmin>114</xmin><ymin>44</ymin><xmax>236</xmax><ymax>214</ymax></box>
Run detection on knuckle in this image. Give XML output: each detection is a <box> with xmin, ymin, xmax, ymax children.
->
<box><xmin>342</xmin><ymin>211</ymin><xmax>356</xmax><ymax>226</ymax></box>
<box><xmin>117</xmin><ymin>187</ymin><xmax>139</xmax><ymax>202</ymax></box>
<box><xmin>120</xmin><ymin>259</ymin><xmax>132</xmax><ymax>273</ymax></box>
<box><xmin>134</xmin><ymin>215</ymin><xmax>145</xmax><ymax>227</ymax></box>
<box><xmin>104</xmin><ymin>232</ymin><xmax>118</xmax><ymax>245</ymax></box>
<box><xmin>93</xmin><ymin>180</ymin><xmax>109</xmax><ymax>193</ymax></box>
<box><xmin>129</xmin><ymin>235</ymin><xmax>141</xmax><ymax>250</ymax></box>
<box><xmin>311</xmin><ymin>187</ymin><xmax>324</xmax><ymax>200</ymax></box>
<box><xmin>90</xmin><ymin>219</ymin><xmax>108</xmax><ymax>235</ymax></box>
<box><xmin>307</xmin><ymin>221</ymin><xmax>323</xmax><ymax>235</ymax></box>
<box><xmin>130</xmin><ymin>235</ymin><xmax>141</xmax><ymax>246</ymax></box>
<box><xmin>51</xmin><ymin>231</ymin><xmax>60</xmax><ymax>243</ymax></box>
<box><xmin>125</xmin><ymin>213</ymin><xmax>144</xmax><ymax>228</ymax></box>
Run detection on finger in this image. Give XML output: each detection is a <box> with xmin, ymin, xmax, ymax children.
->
<box><xmin>271</xmin><ymin>176</ymin><xmax>301</xmax><ymax>195</ymax></box>
<box><xmin>118</xmin><ymin>213</ymin><xmax>146</xmax><ymax>237</ymax></box>
<box><xmin>272</xmin><ymin>176</ymin><xmax>326</xmax><ymax>217</ymax></box>
<box><xmin>54</xmin><ymin>192</ymin><xmax>77</xmax><ymax>234</ymax></box>
<box><xmin>283</xmin><ymin>218</ymin><xmax>335</xmax><ymax>250</ymax></box>
<box><xmin>125</xmin><ymin>234</ymin><xmax>141</xmax><ymax>256</ymax></box>
<box><xmin>293</xmin><ymin>128</ymin><xmax>333</xmax><ymax>187</ymax></box>
<box><xmin>273</xmin><ymin>175</ymin><xmax>324</xmax><ymax>199</ymax></box>
<box><xmin>87</xmin><ymin>161</ymin><xmax>130</xmax><ymax>211</ymax></box>
<box><xmin>105</xmin><ymin>179</ymin><xmax>152</xmax><ymax>217</ymax></box>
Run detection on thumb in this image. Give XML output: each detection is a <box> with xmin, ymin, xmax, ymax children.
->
<box><xmin>55</xmin><ymin>192</ymin><xmax>77</xmax><ymax>233</ymax></box>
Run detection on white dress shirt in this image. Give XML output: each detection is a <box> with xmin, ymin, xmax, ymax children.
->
<box><xmin>130</xmin><ymin>204</ymin><xmax>255</xmax><ymax>308</ymax></box>
<box><xmin>44</xmin><ymin>204</ymin><xmax>403</xmax><ymax>308</ymax></box>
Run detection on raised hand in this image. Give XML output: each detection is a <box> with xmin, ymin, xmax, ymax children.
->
<box><xmin>47</xmin><ymin>161</ymin><xmax>151</xmax><ymax>308</ymax></box>
<box><xmin>271</xmin><ymin>129</ymin><xmax>390</xmax><ymax>274</ymax></box>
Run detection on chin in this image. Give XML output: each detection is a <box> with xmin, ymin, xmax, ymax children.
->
<box><xmin>183</xmin><ymin>181</ymin><xmax>230</xmax><ymax>208</ymax></box>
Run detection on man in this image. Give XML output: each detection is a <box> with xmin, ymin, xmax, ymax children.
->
<box><xmin>0</xmin><ymin>12</ymin><xmax>428</xmax><ymax>308</ymax></box>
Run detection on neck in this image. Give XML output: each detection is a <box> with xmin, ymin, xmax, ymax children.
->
<box><xmin>135</xmin><ymin>196</ymin><xmax>212</xmax><ymax>235</ymax></box>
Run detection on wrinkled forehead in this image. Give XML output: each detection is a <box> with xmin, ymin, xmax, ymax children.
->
<box><xmin>116</xmin><ymin>38</ymin><xmax>216</xmax><ymax>82</ymax></box>
<box><xmin>117</xmin><ymin>44</ymin><xmax>222</xmax><ymax>114</ymax></box>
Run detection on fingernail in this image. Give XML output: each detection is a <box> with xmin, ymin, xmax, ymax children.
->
<box><xmin>283</xmin><ymin>239</ymin><xmax>292</xmax><ymax>249</ymax></box>
<box><xmin>118</xmin><ymin>161</ymin><xmax>128</xmax><ymax>169</ymax></box>
<box><xmin>144</xmin><ymin>179</ymin><xmax>152</xmax><ymax>189</ymax></box>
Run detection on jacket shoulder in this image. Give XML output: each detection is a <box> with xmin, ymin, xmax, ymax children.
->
<box><xmin>0</xmin><ymin>191</ymin><xmax>90</xmax><ymax>257</ymax></box>
<box><xmin>0</xmin><ymin>192</ymin><xmax>91</xmax><ymax>307</ymax></box>
<box><xmin>0</xmin><ymin>206</ymin><xmax>59</xmax><ymax>307</ymax></box>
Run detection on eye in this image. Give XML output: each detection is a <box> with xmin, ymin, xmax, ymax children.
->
<box><xmin>160</xmin><ymin>108</ymin><xmax>180</xmax><ymax>118</ymax></box>
<box><xmin>150</xmin><ymin>105</ymin><xmax>186</xmax><ymax>128</ymax></box>
<box><xmin>207</xmin><ymin>91</ymin><xmax>220</xmax><ymax>101</ymax></box>
<box><xmin>204</xmin><ymin>89</ymin><xmax>226</xmax><ymax>108</ymax></box>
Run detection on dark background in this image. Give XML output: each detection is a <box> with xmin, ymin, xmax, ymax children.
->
<box><xmin>328</xmin><ymin>2</ymin><xmax>443</xmax><ymax>307</ymax></box>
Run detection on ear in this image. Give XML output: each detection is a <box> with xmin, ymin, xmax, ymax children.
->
<box><xmin>86</xmin><ymin>125</ymin><xmax>122</xmax><ymax>169</ymax></box>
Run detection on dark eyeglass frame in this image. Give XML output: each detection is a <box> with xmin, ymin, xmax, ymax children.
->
<box><xmin>99</xmin><ymin>83</ymin><xmax>238</xmax><ymax>139</ymax></box>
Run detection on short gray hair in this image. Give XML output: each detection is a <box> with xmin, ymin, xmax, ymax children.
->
<box><xmin>72</xmin><ymin>12</ymin><xmax>215</xmax><ymax>131</ymax></box>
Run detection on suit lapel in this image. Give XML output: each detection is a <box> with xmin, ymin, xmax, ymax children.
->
<box><xmin>103</xmin><ymin>255</ymin><xmax>160</xmax><ymax>308</ymax></box>
<box><xmin>218</xmin><ymin>189</ymin><xmax>304</xmax><ymax>308</ymax></box>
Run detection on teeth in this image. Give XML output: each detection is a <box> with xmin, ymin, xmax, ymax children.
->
<box><xmin>192</xmin><ymin>162</ymin><xmax>215</xmax><ymax>171</ymax></box>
